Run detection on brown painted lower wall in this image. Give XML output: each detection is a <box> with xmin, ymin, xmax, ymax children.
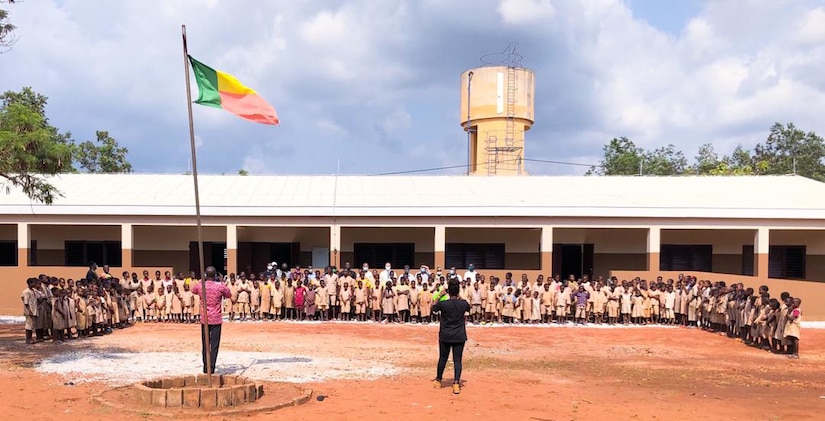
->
<box><xmin>594</xmin><ymin>253</ymin><xmax>646</xmax><ymax>277</ymax></box>
<box><xmin>713</xmin><ymin>254</ymin><xmax>743</xmax><ymax>275</ymax></box>
<box><xmin>505</xmin><ymin>253</ymin><xmax>540</xmax><ymax>270</ymax></box>
<box><xmin>34</xmin><ymin>249</ymin><xmax>63</xmax><ymax>266</ymax></box>
<box><xmin>610</xmin><ymin>270</ymin><xmax>825</xmax><ymax>320</ymax></box>
<box><xmin>133</xmin><ymin>250</ymin><xmax>189</xmax><ymax>274</ymax></box>
<box><xmin>0</xmin><ymin>265</ymin><xmax>174</xmax><ymax>315</ymax></box>
<box><xmin>808</xmin><ymin>255</ymin><xmax>825</xmax><ymax>281</ymax></box>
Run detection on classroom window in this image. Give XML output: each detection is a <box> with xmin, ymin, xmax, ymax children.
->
<box><xmin>769</xmin><ymin>245</ymin><xmax>806</xmax><ymax>279</ymax></box>
<box><xmin>660</xmin><ymin>244</ymin><xmax>712</xmax><ymax>272</ymax></box>
<box><xmin>353</xmin><ymin>243</ymin><xmax>414</xmax><ymax>268</ymax></box>
<box><xmin>64</xmin><ymin>241</ymin><xmax>122</xmax><ymax>267</ymax></box>
<box><xmin>445</xmin><ymin>243</ymin><xmax>506</xmax><ymax>269</ymax></box>
<box><xmin>0</xmin><ymin>241</ymin><xmax>16</xmax><ymax>266</ymax></box>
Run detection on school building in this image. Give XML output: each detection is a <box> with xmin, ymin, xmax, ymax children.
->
<box><xmin>1</xmin><ymin>173</ymin><xmax>824</xmax><ymax>319</ymax></box>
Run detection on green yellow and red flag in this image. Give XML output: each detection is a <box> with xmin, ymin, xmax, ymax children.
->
<box><xmin>187</xmin><ymin>55</ymin><xmax>279</xmax><ymax>125</ymax></box>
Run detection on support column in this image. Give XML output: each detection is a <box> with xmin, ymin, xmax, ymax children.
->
<box><xmin>755</xmin><ymin>227</ymin><xmax>770</xmax><ymax>278</ymax></box>
<box><xmin>17</xmin><ymin>223</ymin><xmax>29</xmax><ymax>268</ymax></box>
<box><xmin>541</xmin><ymin>226</ymin><xmax>553</xmax><ymax>275</ymax></box>
<box><xmin>121</xmin><ymin>224</ymin><xmax>133</xmax><ymax>270</ymax></box>
<box><xmin>434</xmin><ymin>225</ymin><xmax>445</xmax><ymax>270</ymax></box>
<box><xmin>329</xmin><ymin>224</ymin><xmax>341</xmax><ymax>268</ymax></box>
<box><xmin>226</xmin><ymin>224</ymin><xmax>238</xmax><ymax>276</ymax></box>
<box><xmin>647</xmin><ymin>227</ymin><xmax>660</xmax><ymax>273</ymax></box>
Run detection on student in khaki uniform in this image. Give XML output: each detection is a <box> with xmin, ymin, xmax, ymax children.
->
<box><xmin>409</xmin><ymin>280</ymin><xmax>420</xmax><ymax>323</ymax></box>
<box><xmin>370</xmin><ymin>283</ymin><xmax>382</xmax><ymax>322</ymax></box>
<box><xmin>181</xmin><ymin>283</ymin><xmax>195</xmax><ymax>323</ymax></box>
<box><xmin>75</xmin><ymin>290</ymin><xmax>88</xmax><ymax>336</ymax></box>
<box><xmin>316</xmin><ymin>280</ymin><xmax>329</xmax><ymax>321</ymax></box>
<box><xmin>283</xmin><ymin>279</ymin><xmax>295</xmax><ymax>321</ymax></box>
<box><xmin>154</xmin><ymin>287</ymin><xmax>166</xmax><ymax>323</ymax></box>
<box><xmin>260</xmin><ymin>279</ymin><xmax>272</xmax><ymax>320</ymax></box>
<box><xmin>51</xmin><ymin>288</ymin><xmax>68</xmax><ymax>342</ymax></box>
<box><xmin>340</xmin><ymin>282</ymin><xmax>353</xmax><ymax>321</ymax></box>
<box><xmin>21</xmin><ymin>279</ymin><xmax>39</xmax><ymax>344</ymax></box>
<box><xmin>271</xmin><ymin>281</ymin><xmax>284</xmax><ymax>321</ymax></box>
<box><xmin>784</xmin><ymin>298</ymin><xmax>802</xmax><ymax>359</ymax></box>
<box><xmin>250</xmin><ymin>281</ymin><xmax>261</xmax><ymax>321</ymax></box>
<box><xmin>354</xmin><ymin>280</ymin><xmax>367</xmax><ymax>321</ymax></box>
<box><xmin>419</xmin><ymin>283</ymin><xmax>433</xmax><ymax>324</ymax></box>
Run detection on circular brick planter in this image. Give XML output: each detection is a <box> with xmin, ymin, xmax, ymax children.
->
<box><xmin>134</xmin><ymin>374</ymin><xmax>264</xmax><ymax>408</ymax></box>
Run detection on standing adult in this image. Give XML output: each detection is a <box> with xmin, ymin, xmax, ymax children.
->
<box><xmin>191</xmin><ymin>266</ymin><xmax>231</xmax><ymax>374</ymax></box>
<box><xmin>432</xmin><ymin>278</ymin><xmax>470</xmax><ymax>394</ymax></box>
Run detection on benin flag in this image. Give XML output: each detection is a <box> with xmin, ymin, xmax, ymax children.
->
<box><xmin>188</xmin><ymin>55</ymin><xmax>279</xmax><ymax>125</ymax></box>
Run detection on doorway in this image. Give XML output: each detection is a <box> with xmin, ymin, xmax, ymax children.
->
<box><xmin>553</xmin><ymin>243</ymin><xmax>594</xmax><ymax>280</ymax></box>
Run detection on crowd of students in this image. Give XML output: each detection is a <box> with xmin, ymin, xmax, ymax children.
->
<box><xmin>19</xmin><ymin>261</ymin><xmax>803</xmax><ymax>358</ymax></box>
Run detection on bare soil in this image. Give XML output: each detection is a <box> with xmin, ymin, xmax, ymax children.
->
<box><xmin>1</xmin><ymin>321</ymin><xmax>823</xmax><ymax>420</ymax></box>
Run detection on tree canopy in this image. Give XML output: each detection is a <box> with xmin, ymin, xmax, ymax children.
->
<box><xmin>75</xmin><ymin>130</ymin><xmax>133</xmax><ymax>173</ymax></box>
<box><xmin>589</xmin><ymin>123</ymin><xmax>825</xmax><ymax>181</ymax></box>
<box><xmin>0</xmin><ymin>87</ymin><xmax>134</xmax><ymax>203</ymax></box>
<box><xmin>0</xmin><ymin>1</ymin><xmax>16</xmax><ymax>52</ymax></box>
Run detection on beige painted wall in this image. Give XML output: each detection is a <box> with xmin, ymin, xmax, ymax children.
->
<box><xmin>30</xmin><ymin>225</ymin><xmax>120</xmax><ymax>249</ymax></box>
<box><xmin>133</xmin><ymin>225</ymin><xmax>226</xmax><ymax>251</ymax></box>
<box><xmin>554</xmin><ymin>228</ymin><xmax>648</xmax><ymax>253</ymax></box>
<box><xmin>446</xmin><ymin>227</ymin><xmax>540</xmax><ymax>253</ymax></box>
<box><xmin>771</xmin><ymin>230</ymin><xmax>825</xmax><ymax>253</ymax></box>
<box><xmin>340</xmin><ymin>227</ymin><xmax>436</xmax><ymax>252</ymax></box>
<box><xmin>660</xmin><ymin>229</ymin><xmax>755</xmax><ymax>254</ymax></box>
<box><xmin>237</xmin><ymin>226</ymin><xmax>329</xmax><ymax>251</ymax></box>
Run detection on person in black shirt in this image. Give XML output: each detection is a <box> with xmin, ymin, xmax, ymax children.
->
<box><xmin>85</xmin><ymin>262</ymin><xmax>99</xmax><ymax>286</ymax></box>
<box><xmin>432</xmin><ymin>278</ymin><xmax>470</xmax><ymax>395</ymax></box>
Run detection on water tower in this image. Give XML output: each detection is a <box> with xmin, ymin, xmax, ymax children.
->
<box><xmin>460</xmin><ymin>49</ymin><xmax>535</xmax><ymax>176</ymax></box>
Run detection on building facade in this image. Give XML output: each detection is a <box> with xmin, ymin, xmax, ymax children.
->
<box><xmin>1</xmin><ymin>173</ymin><xmax>824</xmax><ymax>318</ymax></box>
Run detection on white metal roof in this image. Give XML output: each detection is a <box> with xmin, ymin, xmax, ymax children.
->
<box><xmin>0</xmin><ymin>174</ymin><xmax>824</xmax><ymax>219</ymax></box>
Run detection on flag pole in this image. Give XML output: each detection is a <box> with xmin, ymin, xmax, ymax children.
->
<box><xmin>181</xmin><ymin>24</ymin><xmax>212</xmax><ymax>387</ymax></box>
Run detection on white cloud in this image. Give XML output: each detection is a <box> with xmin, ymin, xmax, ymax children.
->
<box><xmin>2</xmin><ymin>0</ymin><xmax>825</xmax><ymax>176</ymax></box>
<box><xmin>498</xmin><ymin>0</ymin><xmax>555</xmax><ymax>24</ymax></box>
<box><xmin>794</xmin><ymin>7</ymin><xmax>825</xmax><ymax>44</ymax></box>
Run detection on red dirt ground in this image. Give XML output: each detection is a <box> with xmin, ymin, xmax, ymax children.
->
<box><xmin>1</xmin><ymin>321</ymin><xmax>823</xmax><ymax>421</ymax></box>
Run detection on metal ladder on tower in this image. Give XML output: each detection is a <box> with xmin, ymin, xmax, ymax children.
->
<box><xmin>504</xmin><ymin>66</ymin><xmax>518</xmax><ymax>172</ymax></box>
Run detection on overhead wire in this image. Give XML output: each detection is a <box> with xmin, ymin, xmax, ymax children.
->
<box><xmin>373</xmin><ymin>157</ymin><xmax>599</xmax><ymax>176</ymax></box>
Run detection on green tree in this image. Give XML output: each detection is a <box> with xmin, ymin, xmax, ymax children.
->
<box><xmin>0</xmin><ymin>1</ymin><xmax>16</xmax><ymax>52</ymax></box>
<box><xmin>238</xmin><ymin>169</ymin><xmax>249</xmax><ymax>176</ymax></box>
<box><xmin>643</xmin><ymin>144</ymin><xmax>687</xmax><ymax>175</ymax></box>
<box><xmin>586</xmin><ymin>137</ymin><xmax>644</xmax><ymax>175</ymax></box>
<box><xmin>692</xmin><ymin>143</ymin><xmax>721</xmax><ymax>174</ymax></box>
<box><xmin>75</xmin><ymin>130</ymin><xmax>133</xmax><ymax>173</ymax></box>
<box><xmin>0</xmin><ymin>94</ymin><xmax>74</xmax><ymax>204</ymax></box>
<box><xmin>752</xmin><ymin>122</ymin><xmax>825</xmax><ymax>181</ymax></box>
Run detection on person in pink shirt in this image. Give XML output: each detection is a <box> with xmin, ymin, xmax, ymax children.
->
<box><xmin>191</xmin><ymin>266</ymin><xmax>231</xmax><ymax>374</ymax></box>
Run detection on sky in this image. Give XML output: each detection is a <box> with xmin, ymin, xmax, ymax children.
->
<box><xmin>2</xmin><ymin>0</ymin><xmax>825</xmax><ymax>176</ymax></box>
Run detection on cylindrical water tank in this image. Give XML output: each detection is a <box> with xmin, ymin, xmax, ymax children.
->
<box><xmin>459</xmin><ymin>66</ymin><xmax>535</xmax><ymax>129</ymax></box>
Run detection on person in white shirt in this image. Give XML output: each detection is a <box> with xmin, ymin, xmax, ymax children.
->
<box><xmin>379</xmin><ymin>262</ymin><xmax>395</xmax><ymax>285</ymax></box>
<box><xmin>463</xmin><ymin>264</ymin><xmax>477</xmax><ymax>282</ymax></box>
<box><xmin>419</xmin><ymin>265</ymin><xmax>431</xmax><ymax>285</ymax></box>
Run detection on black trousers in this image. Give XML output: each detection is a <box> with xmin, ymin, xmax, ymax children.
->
<box><xmin>436</xmin><ymin>341</ymin><xmax>465</xmax><ymax>383</ymax></box>
<box><xmin>201</xmin><ymin>324</ymin><xmax>222</xmax><ymax>374</ymax></box>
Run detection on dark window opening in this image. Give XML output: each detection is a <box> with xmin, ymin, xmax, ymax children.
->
<box><xmin>64</xmin><ymin>241</ymin><xmax>122</xmax><ymax>267</ymax></box>
<box><xmin>660</xmin><ymin>244</ymin><xmax>712</xmax><ymax>272</ymax></box>
<box><xmin>354</xmin><ymin>243</ymin><xmax>414</xmax><ymax>268</ymax></box>
<box><xmin>445</xmin><ymin>243</ymin><xmax>505</xmax><ymax>269</ymax></box>
<box><xmin>769</xmin><ymin>245</ymin><xmax>805</xmax><ymax>279</ymax></box>
<box><xmin>0</xmin><ymin>241</ymin><xmax>16</xmax><ymax>266</ymax></box>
